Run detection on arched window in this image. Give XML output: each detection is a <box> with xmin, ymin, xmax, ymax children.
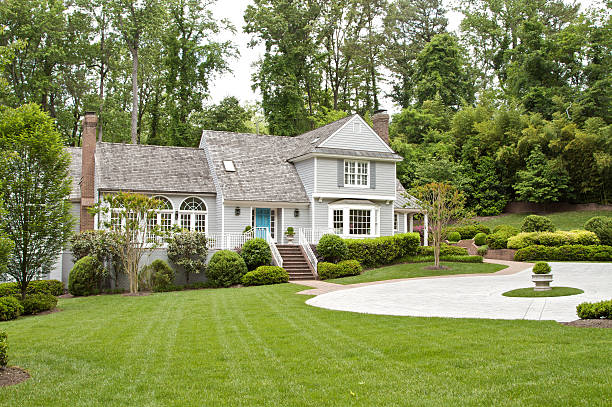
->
<box><xmin>145</xmin><ymin>196</ymin><xmax>174</xmax><ymax>241</ymax></box>
<box><xmin>179</xmin><ymin>197</ymin><xmax>207</xmax><ymax>233</ymax></box>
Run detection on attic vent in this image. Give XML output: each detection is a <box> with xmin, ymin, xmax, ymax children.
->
<box><xmin>311</xmin><ymin>137</ymin><xmax>319</xmax><ymax>144</ymax></box>
<box><xmin>353</xmin><ymin>122</ymin><xmax>361</xmax><ymax>133</ymax></box>
<box><xmin>223</xmin><ymin>160</ymin><xmax>236</xmax><ymax>172</ymax></box>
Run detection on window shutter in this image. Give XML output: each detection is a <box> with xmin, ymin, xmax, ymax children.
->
<box><xmin>370</xmin><ymin>161</ymin><xmax>376</xmax><ymax>189</ymax></box>
<box><xmin>337</xmin><ymin>159</ymin><xmax>344</xmax><ymax>187</ymax></box>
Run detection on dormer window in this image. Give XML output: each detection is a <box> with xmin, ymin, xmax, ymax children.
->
<box><xmin>344</xmin><ymin>159</ymin><xmax>369</xmax><ymax>187</ymax></box>
<box><xmin>223</xmin><ymin>160</ymin><xmax>236</xmax><ymax>172</ymax></box>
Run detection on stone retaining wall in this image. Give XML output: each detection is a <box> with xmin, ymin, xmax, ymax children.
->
<box><xmin>484</xmin><ymin>249</ymin><xmax>517</xmax><ymax>261</ymax></box>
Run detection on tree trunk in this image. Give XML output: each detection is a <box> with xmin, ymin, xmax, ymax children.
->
<box><xmin>130</xmin><ymin>46</ymin><xmax>139</xmax><ymax>144</ymax></box>
<box><xmin>185</xmin><ymin>270</ymin><xmax>190</xmax><ymax>285</ymax></box>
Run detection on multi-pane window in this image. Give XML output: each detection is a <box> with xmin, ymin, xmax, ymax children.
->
<box><xmin>110</xmin><ymin>210</ymin><xmax>121</xmax><ymax>231</ymax></box>
<box><xmin>148</xmin><ymin>196</ymin><xmax>174</xmax><ymax>241</ymax></box>
<box><xmin>333</xmin><ymin>210</ymin><xmax>344</xmax><ymax>234</ymax></box>
<box><xmin>344</xmin><ymin>160</ymin><xmax>369</xmax><ymax>187</ymax></box>
<box><xmin>179</xmin><ymin>197</ymin><xmax>207</xmax><ymax>234</ymax></box>
<box><xmin>349</xmin><ymin>209</ymin><xmax>371</xmax><ymax>235</ymax></box>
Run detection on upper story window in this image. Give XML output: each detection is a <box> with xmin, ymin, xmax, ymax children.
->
<box><xmin>179</xmin><ymin>197</ymin><xmax>207</xmax><ymax>233</ymax></box>
<box><xmin>344</xmin><ymin>160</ymin><xmax>369</xmax><ymax>187</ymax></box>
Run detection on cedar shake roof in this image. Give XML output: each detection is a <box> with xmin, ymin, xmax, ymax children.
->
<box><xmin>67</xmin><ymin>147</ymin><xmax>82</xmax><ymax>200</ymax></box>
<box><xmin>95</xmin><ymin>143</ymin><xmax>215</xmax><ymax>194</ymax></box>
<box><xmin>203</xmin><ymin>131</ymin><xmax>309</xmax><ymax>203</ymax></box>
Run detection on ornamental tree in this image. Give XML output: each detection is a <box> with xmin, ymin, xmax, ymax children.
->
<box><xmin>91</xmin><ymin>192</ymin><xmax>165</xmax><ymax>293</ymax></box>
<box><xmin>411</xmin><ymin>182</ymin><xmax>467</xmax><ymax>269</ymax></box>
<box><xmin>166</xmin><ymin>231</ymin><xmax>208</xmax><ymax>285</ymax></box>
<box><xmin>0</xmin><ymin>104</ymin><xmax>74</xmax><ymax>299</ymax></box>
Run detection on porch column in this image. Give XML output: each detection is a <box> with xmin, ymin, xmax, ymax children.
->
<box><xmin>423</xmin><ymin>213</ymin><xmax>429</xmax><ymax>246</ymax></box>
<box><xmin>403</xmin><ymin>213</ymin><xmax>408</xmax><ymax>234</ymax></box>
<box><xmin>409</xmin><ymin>214</ymin><xmax>414</xmax><ymax>233</ymax></box>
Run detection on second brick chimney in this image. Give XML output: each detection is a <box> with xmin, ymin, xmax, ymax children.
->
<box><xmin>80</xmin><ymin>112</ymin><xmax>97</xmax><ymax>232</ymax></box>
<box><xmin>372</xmin><ymin>109</ymin><xmax>390</xmax><ymax>145</ymax></box>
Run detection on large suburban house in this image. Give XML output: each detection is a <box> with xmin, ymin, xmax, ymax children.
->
<box><xmin>54</xmin><ymin>111</ymin><xmax>426</xmax><ymax>283</ymax></box>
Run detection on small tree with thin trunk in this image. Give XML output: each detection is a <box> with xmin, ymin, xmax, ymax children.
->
<box><xmin>166</xmin><ymin>231</ymin><xmax>208</xmax><ymax>285</ymax></box>
<box><xmin>411</xmin><ymin>182</ymin><xmax>467</xmax><ymax>269</ymax></box>
<box><xmin>91</xmin><ymin>192</ymin><xmax>165</xmax><ymax>293</ymax></box>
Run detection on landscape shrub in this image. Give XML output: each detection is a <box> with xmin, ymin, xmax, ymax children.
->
<box><xmin>345</xmin><ymin>233</ymin><xmax>420</xmax><ymax>268</ymax></box>
<box><xmin>207</xmin><ymin>250</ymin><xmax>248</xmax><ymax>287</ymax></box>
<box><xmin>532</xmin><ymin>262</ymin><xmax>551</xmax><ymax>274</ymax></box>
<box><xmin>242</xmin><ymin>266</ymin><xmax>289</xmax><ymax>286</ymax></box>
<box><xmin>318</xmin><ymin>260</ymin><xmax>362</xmax><ymax>280</ymax></box>
<box><xmin>417</xmin><ymin>245</ymin><xmax>468</xmax><ymax>256</ymax></box>
<box><xmin>447</xmin><ymin>231</ymin><xmax>461</xmax><ymax>242</ymax></box>
<box><xmin>474</xmin><ymin>233</ymin><xmax>487</xmax><ymax>246</ymax></box>
<box><xmin>317</xmin><ymin>234</ymin><xmax>348</xmax><ymax>263</ymax></box>
<box><xmin>584</xmin><ymin>216</ymin><xmax>612</xmax><ymax>246</ymax></box>
<box><xmin>68</xmin><ymin>256</ymin><xmax>104</xmax><ymax>296</ymax></box>
<box><xmin>576</xmin><ymin>299</ymin><xmax>612</xmax><ymax>319</ymax></box>
<box><xmin>486</xmin><ymin>226</ymin><xmax>519</xmax><ymax>249</ymax></box>
<box><xmin>70</xmin><ymin>230</ymin><xmax>123</xmax><ymax>276</ymax></box>
<box><xmin>166</xmin><ymin>231</ymin><xmax>208</xmax><ymax>284</ymax></box>
<box><xmin>240</xmin><ymin>238</ymin><xmax>272</xmax><ymax>270</ymax></box>
<box><xmin>141</xmin><ymin>260</ymin><xmax>176</xmax><ymax>292</ymax></box>
<box><xmin>514</xmin><ymin>245</ymin><xmax>612</xmax><ymax>262</ymax></box>
<box><xmin>0</xmin><ymin>331</ymin><xmax>7</xmax><ymax>367</ymax></box>
<box><xmin>445</xmin><ymin>224</ymin><xmax>490</xmax><ymax>239</ymax></box>
<box><xmin>492</xmin><ymin>225</ymin><xmax>520</xmax><ymax>234</ymax></box>
<box><xmin>0</xmin><ymin>280</ymin><xmax>64</xmax><ymax>297</ymax></box>
<box><xmin>0</xmin><ymin>297</ymin><xmax>23</xmax><ymax>321</ymax></box>
<box><xmin>507</xmin><ymin>230</ymin><xmax>600</xmax><ymax>249</ymax></box>
<box><xmin>477</xmin><ymin>245</ymin><xmax>488</xmax><ymax>256</ymax></box>
<box><xmin>20</xmin><ymin>293</ymin><xmax>58</xmax><ymax>315</ymax></box>
<box><xmin>521</xmin><ymin>215</ymin><xmax>556</xmax><ymax>232</ymax></box>
<box><xmin>402</xmin><ymin>255</ymin><xmax>483</xmax><ymax>263</ymax></box>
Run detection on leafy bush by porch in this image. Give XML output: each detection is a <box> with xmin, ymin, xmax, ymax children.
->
<box><xmin>318</xmin><ymin>260</ymin><xmax>362</xmax><ymax>280</ymax></box>
<box><xmin>242</xmin><ymin>266</ymin><xmax>289</xmax><ymax>286</ymax></box>
<box><xmin>345</xmin><ymin>233</ymin><xmax>420</xmax><ymax>268</ymax></box>
<box><xmin>576</xmin><ymin>299</ymin><xmax>612</xmax><ymax>319</ymax></box>
<box><xmin>317</xmin><ymin>234</ymin><xmax>348</xmax><ymax>263</ymax></box>
<box><xmin>0</xmin><ymin>280</ymin><xmax>64</xmax><ymax>297</ymax></box>
<box><xmin>240</xmin><ymin>238</ymin><xmax>272</xmax><ymax>271</ymax></box>
<box><xmin>68</xmin><ymin>256</ymin><xmax>104</xmax><ymax>296</ymax></box>
<box><xmin>0</xmin><ymin>296</ymin><xmax>23</xmax><ymax>321</ymax></box>
<box><xmin>207</xmin><ymin>250</ymin><xmax>248</xmax><ymax>287</ymax></box>
<box><xmin>514</xmin><ymin>245</ymin><xmax>612</xmax><ymax>262</ymax></box>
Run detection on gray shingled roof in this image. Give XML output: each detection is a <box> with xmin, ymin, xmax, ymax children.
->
<box><xmin>95</xmin><ymin>143</ymin><xmax>215</xmax><ymax>194</ymax></box>
<box><xmin>203</xmin><ymin>131</ymin><xmax>309</xmax><ymax>203</ymax></box>
<box><xmin>394</xmin><ymin>179</ymin><xmax>421</xmax><ymax>210</ymax></box>
<box><xmin>66</xmin><ymin>147</ymin><xmax>82</xmax><ymax>200</ymax></box>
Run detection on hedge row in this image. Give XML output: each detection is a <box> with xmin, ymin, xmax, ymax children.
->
<box><xmin>0</xmin><ymin>280</ymin><xmax>64</xmax><ymax>297</ymax></box>
<box><xmin>403</xmin><ymin>255</ymin><xmax>483</xmax><ymax>263</ymax></box>
<box><xmin>444</xmin><ymin>224</ymin><xmax>491</xmax><ymax>239</ymax></box>
<box><xmin>242</xmin><ymin>266</ymin><xmax>289</xmax><ymax>286</ymax></box>
<box><xmin>486</xmin><ymin>226</ymin><xmax>520</xmax><ymax>249</ymax></box>
<box><xmin>514</xmin><ymin>245</ymin><xmax>612</xmax><ymax>262</ymax></box>
<box><xmin>318</xmin><ymin>260</ymin><xmax>363</xmax><ymax>280</ymax></box>
<box><xmin>416</xmin><ymin>245</ymin><xmax>468</xmax><ymax>256</ymax></box>
<box><xmin>344</xmin><ymin>233</ymin><xmax>420</xmax><ymax>268</ymax></box>
<box><xmin>577</xmin><ymin>299</ymin><xmax>612</xmax><ymax>319</ymax></box>
<box><xmin>507</xmin><ymin>230</ymin><xmax>600</xmax><ymax>249</ymax></box>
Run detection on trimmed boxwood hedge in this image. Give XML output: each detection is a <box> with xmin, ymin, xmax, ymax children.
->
<box><xmin>0</xmin><ymin>297</ymin><xmax>23</xmax><ymax>321</ymax></box>
<box><xmin>507</xmin><ymin>230</ymin><xmax>600</xmax><ymax>249</ymax></box>
<box><xmin>445</xmin><ymin>224</ymin><xmax>490</xmax><ymax>239</ymax></box>
<box><xmin>486</xmin><ymin>226</ymin><xmax>520</xmax><ymax>249</ymax></box>
<box><xmin>317</xmin><ymin>234</ymin><xmax>348</xmax><ymax>263</ymax></box>
<box><xmin>344</xmin><ymin>233</ymin><xmax>420</xmax><ymax>268</ymax></box>
<box><xmin>404</xmin><ymin>255</ymin><xmax>483</xmax><ymax>263</ymax></box>
<box><xmin>318</xmin><ymin>260</ymin><xmax>363</xmax><ymax>280</ymax></box>
<box><xmin>417</xmin><ymin>245</ymin><xmax>468</xmax><ymax>256</ymax></box>
<box><xmin>0</xmin><ymin>280</ymin><xmax>64</xmax><ymax>297</ymax></box>
<box><xmin>532</xmin><ymin>262</ymin><xmax>551</xmax><ymax>274</ymax></box>
<box><xmin>514</xmin><ymin>245</ymin><xmax>612</xmax><ymax>262</ymax></box>
<box><xmin>474</xmin><ymin>233</ymin><xmax>487</xmax><ymax>246</ymax></box>
<box><xmin>576</xmin><ymin>299</ymin><xmax>612</xmax><ymax>319</ymax></box>
<box><xmin>521</xmin><ymin>215</ymin><xmax>556</xmax><ymax>232</ymax></box>
<box><xmin>447</xmin><ymin>231</ymin><xmax>461</xmax><ymax>242</ymax></box>
<box><xmin>242</xmin><ymin>266</ymin><xmax>289</xmax><ymax>286</ymax></box>
<box><xmin>21</xmin><ymin>293</ymin><xmax>58</xmax><ymax>315</ymax></box>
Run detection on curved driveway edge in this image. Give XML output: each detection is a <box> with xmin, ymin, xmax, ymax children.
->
<box><xmin>302</xmin><ymin>262</ymin><xmax>612</xmax><ymax>322</ymax></box>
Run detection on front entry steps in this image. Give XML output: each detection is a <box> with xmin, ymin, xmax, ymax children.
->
<box><xmin>277</xmin><ymin>245</ymin><xmax>316</xmax><ymax>280</ymax></box>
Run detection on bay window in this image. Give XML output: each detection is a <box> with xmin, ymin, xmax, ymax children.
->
<box><xmin>328</xmin><ymin>204</ymin><xmax>378</xmax><ymax>237</ymax></box>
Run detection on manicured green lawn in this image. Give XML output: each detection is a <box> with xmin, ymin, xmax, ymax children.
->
<box><xmin>502</xmin><ymin>287</ymin><xmax>584</xmax><ymax>297</ymax></box>
<box><xmin>1</xmin><ymin>285</ymin><xmax>611</xmax><ymax>405</ymax></box>
<box><xmin>477</xmin><ymin>210</ymin><xmax>612</xmax><ymax>231</ymax></box>
<box><xmin>326</xmin><ymin>261</ymin><xmax>507</xmax><ymax>285</ymax></box>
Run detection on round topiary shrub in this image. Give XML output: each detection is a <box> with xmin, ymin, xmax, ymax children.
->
<box><xmin>207</xmin><ymin>250</ymin><xmax>248</xmax><ymax>287</ymax></box>
<box><xmin>474</xmin><ymin>232</ymin><xmax>487</xmax><ymax>246</ymax></box>
<box><xmin>68</xmin><ymin>256</ymin><xmax>104</xmax><ymax>296</ymax></box>
<box><xmin>447</xmin><ymin>231</ymin><xmax>461</xmax><ymax>242</ymax></box>
<box><xmin>20</xmin><ymin>293</ymin><xmax>58</xmax><ymax>315</ymax></box>
<box><xmin>240</xmin><ymin>238</ymin><xmax>272</xmax><ymax>270</ymax></box>
<box><xmin>532</xmin><ymin>262</ymin><xmax>551</xmax><ymax>274</ymax></box>
<box><xmin>0</xmin><ymin>297</ymin><xmax>23</xmax><ymax>321</ymax></box>
<box><xmin>584</xmin><ymin>216</ymin><xmax>612</xmax><ymax>246</ymax></box>
<box><xmin>521</xmin><ymin>215</ymin><xmax>556</xmax><ymax>232</ymax></box>
<box><xmin>317</xmin><ymin>234</ymin><xmax>348</xmax><ymax>263</ymax></box>
<box><xmin>242</xmin><ymin>266</ymin><xmax>289</xmax><ymax>286</ymax></box>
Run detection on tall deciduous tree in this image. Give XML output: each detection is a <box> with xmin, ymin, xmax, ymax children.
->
<box><xmin>193</xmin><ymin>96</ymin><xmax>252</xmax><ymax>135</ymax></box>
<box><xmin>0</xmin><ymin>104</ymin><xmax>73</xmax><ymax>299</ymax></box>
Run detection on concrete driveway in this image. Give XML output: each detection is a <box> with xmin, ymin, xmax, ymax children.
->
<box><xmin>306</xmin><ymin>262</ymin><xmax>612</xmax><ymax>322</ymax></box>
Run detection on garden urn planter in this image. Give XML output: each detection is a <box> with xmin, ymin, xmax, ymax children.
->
<box><xmin>532</xmin><ymin>274</ymin><xmax>553</xmax><ymax>291</ymax></box>
<box><xmin>286</xmin><ymin>235</ymin><xmax>294</xmax><ymax>244</ymax></box>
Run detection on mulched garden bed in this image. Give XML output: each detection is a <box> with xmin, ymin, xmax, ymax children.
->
<box><xmin>561</xmin><ymin>320</ymin><xmax>612</xmax><ymax>328</ymax></box>
<box><xmin>0</xmin><ymin>367</ymin><xmax>30</xmax><ymax>387</ymax></box>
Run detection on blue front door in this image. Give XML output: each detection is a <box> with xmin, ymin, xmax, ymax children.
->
<box><xmin>255</xmin><ymin>208</ymin><xmax>271</xmax><ymax>239</ymax></box>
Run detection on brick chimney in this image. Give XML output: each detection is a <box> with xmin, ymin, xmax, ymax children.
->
<box><xmin>80</xmin><ymin>112</ymin><xmax>97</xmax><ymax>232</ymax></box>
<box><xmin>372</xmin><ymin>109</ymin><xmax>390</xmax><ymax>145</ymax></box>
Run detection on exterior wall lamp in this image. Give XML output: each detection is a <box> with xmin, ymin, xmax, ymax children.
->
<box><xmin>294</xmin><ymin>209</ymin><xmax>299</xmax><ymax>217</ymax></box>
<box><xmin>235</xmin><ymin>207</ymin><xmax>241</xmax><ymax>216</ymax></box>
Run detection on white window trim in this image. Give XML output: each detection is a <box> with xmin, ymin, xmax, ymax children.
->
<box><xmin>179</xmin><ymin>196</ymin><xmax>208</xmax><ymax>234</ymax></box>
<box><xmin>343</xmin><ymin>159</ymin><xmax>370</xmax><ymax>188</ymax></box>
<box><xmin>328</xmin><ymin>203</ymin><xmax>379</xmax><ymax>238</ymax></box>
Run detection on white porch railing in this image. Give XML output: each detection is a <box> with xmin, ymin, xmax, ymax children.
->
<box><xmin>299</xmin><ymin>228</ymin><xmax>319</xmax><ymax>278</ymax></box>
<box><xmin>206</xmin><ymin>228</ymin><xmax>282</xmax><ymax>267</ymax></box>
<box><xmin>264</xmin><ymin>228</ymin><xmax>283</xmax><ymax>267</ymax></box>
<box><xmin>298</xmin><ymin>227</ymin><xmax>334</xmax><ymax>245</ymax></box>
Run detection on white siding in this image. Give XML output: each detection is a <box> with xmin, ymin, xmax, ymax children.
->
<box><xmin>294</xmin><ymin>159</ymin><xmax>315</xmax><ymax>198</ymax></box>
<box><xmin>316</xmin><ymin>157</ymin><xmax>395</xmax><ymax>196</ymax></box>
<box><xmin>320</xmin><ymin>116</ymin><xmax>391</xmax><ymax>153</ymax></box>
<box><xmin>224</xmin><ymin>204</ymin><xmax>252</xmax><ymax>234</ymax></box>
<box><xmin>380</xmin><ymin>204</ymin><xmax>394</xmax><ymax>237</ymax></box>
<box><xmin>70</xmin><ymin>202</ymin><xmax>81</xmax><ymax>237</ymax></box>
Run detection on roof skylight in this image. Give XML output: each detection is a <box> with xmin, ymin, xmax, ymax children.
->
<box><xmin>311</xmin><ymin>137</ymin><xmax>320</xmax><ymax>144</ymax></box>
<box><xmin>223</xmin><ymin>160</ymin><xmax>236</xmax><ymax>172</ymax></box>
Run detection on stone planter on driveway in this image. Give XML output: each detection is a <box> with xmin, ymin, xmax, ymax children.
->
<box><xmin>532</xmin><ymin>274</ymin><xmax>553</xmax><ymax>291</ymax></box>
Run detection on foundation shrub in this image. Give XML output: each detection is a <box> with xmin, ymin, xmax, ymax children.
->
<box><xmin>0</xmin><ymin>297</ymin><xmax>23</xmax><ymax>321</ymax></box>
<box><xmin>240</xmin><ymin>238</ymin><xmax>272</xmax><ymax>271</ymax></box>
<box><xmin>318</xmin><ymin>260</ymin><xmax>362</xmax><ymax>280</ymax></box>
<box><xmin>477</xmin><ymin>245</ymin><xmax>488</xmax><ymax>256</ymax></box>
<box><xmin>20</xmin><ymin>293</ymin><xmax>58</xmax><ymax>315</ymax></box>
<box><xmin>345</xmin><ymin>233</ymin><xmax>420</xmax><ymax>268</ymax></box>
<box><xmin>242</xmin><ymin>266</ymin><xmax>289</xmax><ymax>286</ymax></box>
<box><xmin>576</xmin><ymin>299</ymin><xmax>612</xmax><ymax>319</ymax></box>
<box><xmin>141</xmin><ymin>260</ymin><xmax>176</xmax><ymax>292</ymax></box>
<box><xmin>207</xmin><ymin>250</ymin><xmax>248</xmax><ymax>287</ymax></box>
<box><xmin>317</xmin><ymin>235</ymin><xmax>348</xmax><ymax>263</ymax></box>
<box><xmin>0</xmin><ymin>280</ymin><xmax>64</xmax><ymax>297</ymax></box>
<box><xmin>68</xmin><ymin>256</ymin><xmax>104</xmax><ymax>296</ymax></box>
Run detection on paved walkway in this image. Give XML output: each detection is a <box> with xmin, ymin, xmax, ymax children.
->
<box><xmin>301</xmin><ymin>262</ymin><xmax>612</xmax><ymax>322</ymax></box>
<box><xmin>291</xmin><ymin>259</ymin><xmax>532</xmax><ymax>296</ymax></box>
